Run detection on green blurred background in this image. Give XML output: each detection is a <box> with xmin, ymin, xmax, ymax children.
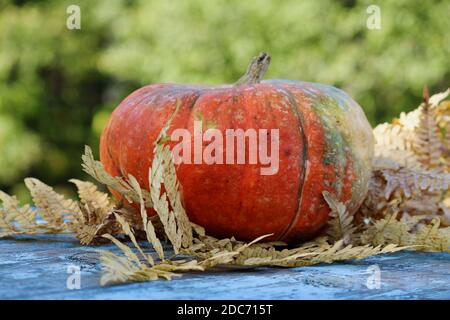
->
<box><xmin>0</xmin><ymin>0</ymin><xmax>449</xmax><ymax>201</ymax></box>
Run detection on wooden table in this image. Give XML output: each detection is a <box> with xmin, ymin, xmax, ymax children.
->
<box><xmin>1</xmin><ymin>234</ymin><xmax>449</xmax><ymax>299</ymax></box>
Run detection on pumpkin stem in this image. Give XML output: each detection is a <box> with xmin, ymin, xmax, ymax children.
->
<box><xmin>235</xmin><ymin>52</ymin><xmax>271</xmax><ymax>86</ymax></box>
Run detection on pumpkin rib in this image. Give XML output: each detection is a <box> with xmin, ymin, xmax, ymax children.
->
<box><xmin>235</xmin><ymin>85</ymin><xmax>279</xmax><ymax>233</ymax></box>
<box><xmin>271</xmin><ymin>84</ymin><xmax>309</xmax><ymax>242</ymax></box>
<box><xmin>237</xmin><ymin>85</ymin><xmax>276</xmax><ymax>238</ymax></box>
<box><xmin>151</xmin><ymin>88</ymin><xmax>207</xmax><ymax>163</ymax></box>
<box><xmin>168</xmin><ymin>86</ymin><xmax>207</xmax><ymax>141</ymax></box>
<box><xmin>179</xmin><ymin>87</ymin><xmax>254</xmax><ymax>236</ymax></box>
<box><xmin>177</xmin><ymin>88</ymin><xmax>239</xmax><ymax>232</ymax></box>
<box><xmin>167</xmin><ymin>86</ymin><xmax>252</xmax><ymax>235</ymax></box>
<box><xmin>282</xmin><ymin>82</ymin><xmax>338</xmax><ymax>240</ymax></box>
<box><xmin>112</xmin><ymin>85</ymin><xmax>175</xmax><ymax>177</ymax></box>
<box><xmin>117</xmin><ymin>94</ymin><xmax>154</xmax><ymax>178</ymax></box>
<box><xmin>101</xmin><ymin>87</ymin><xmax>161</xmax><ymax>200</ymax></box>
<box><xmin>231</xmin><ymin>88</ymin><xmax>248</xmax><ymax>223</ymax></box>
<box><xmin>232</xmin><ymin>83</ymin><xmax>304</xmax><ymax>240</ymax></box>
<box><xmin>106</xmin><ymin>85</ymin><xmax>206</xmax><ymax>195</ymax></box>
<box><xmin>105</xmin><ymin>85</ymin><xmax>164</xmax><ymax>177</ymax></box>
<box><xmin>118</xmin><ymin>85</ymin><xmax>205</xmax><ymax>182</ymax></box>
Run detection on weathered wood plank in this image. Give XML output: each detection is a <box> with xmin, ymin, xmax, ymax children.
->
<box><xmin>0</xmin><ymin>234</ymin><xmax>449</xmax><ymax>299</ymax></box>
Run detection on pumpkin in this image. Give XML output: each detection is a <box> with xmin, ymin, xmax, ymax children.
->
<box><xmin>100</xmin><ymin>53</ymin><xmax>374</xmax><ymax>243</ymax></box>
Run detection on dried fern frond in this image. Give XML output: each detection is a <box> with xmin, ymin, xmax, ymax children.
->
<box><xmin>381</xmin><ymin>167</ymin><xmax>450</xmax><ymax>199</ymax></box>
<box><xmin>323</xmin><ymin>191</ymin><xmax>356</xmax><ymax>244</ymax></box>
<box><xmin>414</xmin><ymin>219</ymin><xmax>450</xmax><ymax>252</ymax></box>
<box><xmin>364</xmin><ymin>152</ymin><xmax>450</xmax><ymax>225</ymax></box>
<box><xmin>1</xmin><ymin>179</ymin><xmax>79</xmax><ymax>236</ymax></box>
<box><xmin>99</xmin><ymin>248</ymin><xmax>203</xmax><ymax>286</ymax></box>
<box><xmin>149</xmin><ymin>142</ymin><xmax>193</xmax><ymax>253</ymax></box>
<box><xmin>70</xmin><ymin>179</ymin><xmax>113</xmax><ymax>214</ymax></box>
<box><xmin>412</xmin><ymin>100</ymin><xmax>445</xmax><ymax>170</ymax></box>
<box><xmin>160</xmin><ymin>150</ymin><xmax>193</xmax><ymax>248</ymax></box>
<box><xmin>149</xmin><ymin>154</ymin><xmax>181</xmax><ymax>253</ymax></box>
<box><xmin>235</xmin><ymin>239</ymin><xmax>405</xmax><ymax>268</ymax></box>
<box><xmin>0</xmin><ymin>180</ymin><xmax>79</xmax><ymax>237</ymax></box>
<box><xmin>0</xmin><ymin>191</ymin><xmax>38</xmax><ymax>237</ymax></box>
<box><xmin>359</xmin><ymin>210</ymin><xmax>450</xmax><ymax>252</ymax></box>
<box><xmin>98</xmin><ymin>204</ymin><xmax>206</xmax><ymax>286</ymax></box>
<box><xmin>24</xmin><ymin>178</ymin><xmax>80</xmax><ymax>230</ymax></box>
<box><xmin>65</xmin><ymin>179</ymin><xmax>120</xmax><ymax>244</ymax></box>
<box><xmin>1</xmin><ymin>176</ymin><xmax>139</xmax><ymax>244</ymax></box>
<box><xmin>149</xmin><ymin>100</ymin><xmax>193</xmax><ymax>251</ymax></box>
<box><xmin>68</xmin><ymin>203</ymin><xmax>122</xmax><ymax>245</ymax></box>
<box><xmin>359</xmin><ymin>212</ymin><xmax>413</xmax><ymax>247</ymax></box>
<box><xmin>305</xmin><ymin>241</ymin><xmax>405</xmax><ymax>266</ymax></box>
<box><xmin>373</xmin><ymin>88</ymin><xmax>450</xmax><ymax>173</ymax></box>
<box><xmin>373</xmin><ymin>123</ymin><xmax>421</xmax><ymax>170</ymax></box>
<box><xmin>128</xmin><ymin>175</ymin><xmax>165</xmax><ymax>260</ymax></box>
<box><xmin>81</xmin><ymin>146</ymin><xmax>152</xmax><ymax>208</ymax></box>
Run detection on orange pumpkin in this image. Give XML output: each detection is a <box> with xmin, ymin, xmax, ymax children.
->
<box><xmin>100</xmin><ymin>53</ymin><xmax>373</xmax><ymax>243</ymax></box>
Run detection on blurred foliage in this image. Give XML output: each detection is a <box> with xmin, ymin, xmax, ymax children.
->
<box><xmin>0</xmin><ymin>0</ymin><xmax>449</xmax><ymax>201</ymax></box>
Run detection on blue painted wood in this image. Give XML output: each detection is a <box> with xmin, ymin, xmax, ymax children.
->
<box><xmin>0</xmin><ymin>234</ymin><xmax>449</xmax><ymax>299</ymax></box>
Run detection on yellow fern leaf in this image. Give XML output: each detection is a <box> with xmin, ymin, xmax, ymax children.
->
<box><xmin>323</xmin><ymin>191</ymin><xmax>356</xmax><ymax>244</ymax></box>
<box><xmin>24</xmin><ymin>178</ymin><xmax>79</xmax><ymax>230</ymax></box>
<box><xmin>70</xmin><ymin>179</ymin><xmax>112</xmax><ymax>212</ymax></box>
